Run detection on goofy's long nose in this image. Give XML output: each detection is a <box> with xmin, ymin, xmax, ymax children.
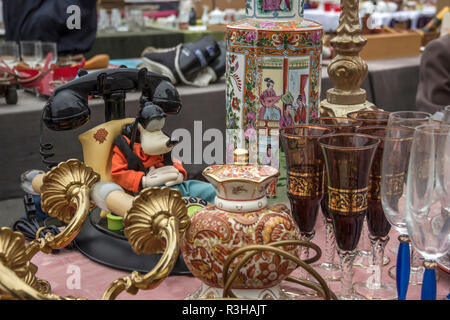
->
<box><xmin>166</xmin><ymin>138</ymin><xmax>179</xmax><ymax>148</ymax></box>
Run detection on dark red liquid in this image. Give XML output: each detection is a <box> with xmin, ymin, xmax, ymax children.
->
<box><xmin>288</xmin><ymin>195</ymin><xmax>321</xmax><ymax>235</ymax></box>
<box><xmin>320</xmin><ymin>194</ymin><xmax>331</xmax><ymax>220</ymax></box>
<box><xmin>331</xmin><ymin>211</ymin><xmax>365</xmax><ymax>251</ymax></box>
<box><xmin>367</xmin><ymin>200</ymin><xmax>391</xmax><ymax>238</ymax></box>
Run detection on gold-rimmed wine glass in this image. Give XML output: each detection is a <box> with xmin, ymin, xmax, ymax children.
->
<box><xmin>309</xmin><ymin>117</ymin><xmax>362</xmax><ymax>282</ymax></box>
<box><xmin>319</xmin><ymin>133</ymin><xmax>380</xmax><ymax>300</ymax></box>
<box><xmin>280</xmin><ymin>125</ymin><xmax>334</xmax><ymax>297</ymax></box>
<box><xmin>353</xmin><ymin>126</ymin><xmax>397</xmax><ymax>300</ymax></box>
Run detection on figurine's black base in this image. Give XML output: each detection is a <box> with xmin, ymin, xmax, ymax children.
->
<box><xmin>74</xmin><ymin>208</ymin><xmax>191</xmax><ymax>275</ymax></box>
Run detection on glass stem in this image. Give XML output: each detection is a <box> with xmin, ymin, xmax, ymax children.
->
<box><xmin>324</xmin><ymin>217</ymin><xmax>337</xmax><ymax>265</ymax></box>
<box><xmin>368</xmin><ymin>236</ymin><xmax>389</xmax><ymax>289</ymax></box>
<box><xmin>360</xmin><ymin>217</ymin><xmax>370</xmax><ymax>252</ymax></box>
<box><xmin>396</xmin><ymin>234</ymin><xmax>411</xmax><ymax>300</ymax></box>
<box><xmin>299</xmin><ymin>232</ymin><xmax>315</xmax><ymax>279</ymax></box>
<box><xmin>338</xmin><ymin>249</ymin><xmax>356</xmax><ymax>298</ymax></box>
<box><xmin>410</xmin><ymin>246</ymin><xmax>421</xmax><ymax>270</ymax></box>
<box><xmin>421</xmin><ymin>260</ymin><xmax>437</xmax><ymax>300</ymax></box>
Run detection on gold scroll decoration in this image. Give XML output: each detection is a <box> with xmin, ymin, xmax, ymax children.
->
<box><xmin>384</xmin><ymin>172</ymin><xmax>405</xmax><ymax>196</ymax></box>
<box><xmin>288</xmin><ymin>171</ymin><xmax>323</xmax><ymax>197</ymax></box>
<box><xmin>0</xmin><ymin>159</ymin><xmax>99</xmax><ymax>298</ymax></box>
<box><xmin>328</xmin><ymin>186</ymin><xmax>369</xmax><ymax>213</ymax></box>
<box><xmin>102</xmin><ymin>187</ymin><xmax>190</xmax><ymax>300</ymax></box>
<box><xmin>369</xmin><ymin>175</ymin><xmax>381</xmax><ymax>200</ymax></box>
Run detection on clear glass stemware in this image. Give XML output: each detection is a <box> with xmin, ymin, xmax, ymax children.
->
<box><xmin>20</xmin><ymin>41</ymin><xmax>42</xmax><ymax>69</ymax></box>
<box><xmin>382</xmin><ymin>111</ymin><xmax>432</xmax><ymax>296</ymax></box>
<box><xmin>405</xmin><ymin>124</ymin><xmax>450</xmax><ymax>300</ymax></box>
<box><xmin>0</xmin><ymin>41</ymin><xmax>19</xmax><ymax>68</ymax></box>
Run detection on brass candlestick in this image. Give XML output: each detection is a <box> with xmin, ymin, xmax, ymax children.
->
<box><xmin>320</xmin><ymin>0</ymin><xmax>376</xmax><ymax>117</ymax></box>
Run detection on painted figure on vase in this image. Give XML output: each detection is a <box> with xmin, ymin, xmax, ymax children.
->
<box><xmin>295</xmin><ymin>94</ymin><xmax>307</xmax><ymax>124</ymax></box>
<box><xmin>280</xmin><ymin>103</ymin><xmax>295</xmax><ymax>128</ymax></box>
<box><xmin>261</xmin><ymin>143</ymin><xmax>279</xmax><ymax>168</ymax></box>
<box><xmin>258</xmin><ymin>78</ymin><xmax>283</xmax><ymax>121</ymax></box>
<box><xmin>261</xmin><ymin>0</ymin><xmax>291</xmax><ymax>11</ymax></box>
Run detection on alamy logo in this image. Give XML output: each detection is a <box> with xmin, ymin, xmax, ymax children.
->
<box><xmin>66</xmin><ymin>264</ymin><xmax>81</xmax><ymax>289</ymax></box>
<box><xmin>66</xmin><ymin>5</ymin><xmax>81</xmax><ymax>30</ymax></box>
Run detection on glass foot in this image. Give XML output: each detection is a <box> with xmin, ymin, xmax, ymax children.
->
<box><xmin>185</xmin><ymin>282</ymin><xmax>291</xmax><ymax>300</ymax></box>
<box><xmin>281</xmin><ymin>287</ymin><xmax>321</xmax><ymax>300</ymax></box>
<box><xmin>337</xmin><ymin>290</ymin><xmax>365</xmax><ymax>300</ymax></box>
<box><xmin>388</xmin><ymin>265</ymin><xmax>434</xmax><ymax>285</ymax></box>
<box><xmin>353</xmin><ymin>250</ymin><xmax>390</xmax><ymax>268</ymax></box>
<box><xmin>313</xmin><ymin>262</ymin><xmax>341</xmax><ymax>281</ymax></box>
<box><xmin>354</xmin><ymin>281</ymin><xmax>397</xmax><ymax>300</ymax></box>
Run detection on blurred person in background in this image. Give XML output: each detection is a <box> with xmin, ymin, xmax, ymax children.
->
<box><xmin>416</xmin><ymin>34</ymin><xmax>450</xmax><ymax>114</ymax></box>
<box><xmin>2</xmin><ymin>0</ymin><xmax>97</xmax><ymax>63</ymax></box>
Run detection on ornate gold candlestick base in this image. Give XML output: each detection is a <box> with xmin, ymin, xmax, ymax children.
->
<box><xmin>321</xmin><ymin>100</ymin><xmax>375</xmax><ymax>118</ymax></box>
<box><xmin>319</xmin><ymin>0</ymin><xmax>377</xmax><ymax>117</ymax></box>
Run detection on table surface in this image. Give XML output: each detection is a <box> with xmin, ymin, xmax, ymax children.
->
<box><xmin>32</xmin><ymin>213</ymin><xmax>449</xmax><ymax>300</ymax></box>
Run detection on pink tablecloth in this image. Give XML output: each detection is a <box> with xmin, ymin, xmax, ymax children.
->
<box><xmin>32</xmin><ymin>216</ymin><xmax>449</xmax><ymax>300</ymax></box>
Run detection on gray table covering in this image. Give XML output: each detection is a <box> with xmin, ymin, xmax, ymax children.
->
<box><xmin>0</xmin><ymin>56</ymin><xmax>420</xmax><ymax>199</ymax></box>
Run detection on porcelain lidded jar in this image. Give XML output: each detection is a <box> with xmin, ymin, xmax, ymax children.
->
<box><xmin>225</xmin><ymin>0</ymin><xmax>323</xmax><ymax>197</ymax></box>
<box><xmin>181</xmin><ymin>149</ymin><xmax>302</xmax><ymax>299</ymax></box>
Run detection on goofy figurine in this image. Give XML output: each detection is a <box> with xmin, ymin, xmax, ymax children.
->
<box><xmin>111</xmin><ymin>101</ymin><xmax>216</xmax><ymax>203</ymax></box>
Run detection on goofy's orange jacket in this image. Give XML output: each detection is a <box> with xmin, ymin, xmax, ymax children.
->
<box><xmin>111</xmin><ymin>136</ymin><xmax>186</xmax><ymax>194</ymax></box>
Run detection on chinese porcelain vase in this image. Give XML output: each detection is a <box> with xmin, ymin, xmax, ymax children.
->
<box><xmin>181</xmin><ymin>155</ymin><xmax>302</xmax><ymax>299</ymax></box>
<box><xmin>225</xmin><ymin>0</ymin><xmax>323</xmax><ymax>165</ymax></box>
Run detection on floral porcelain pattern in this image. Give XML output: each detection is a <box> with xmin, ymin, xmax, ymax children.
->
<box><xmin>181</xmin><ymin>203</ymin><xmax>302</xmax><ymax>289</ymax></box>
<box><xmin>204</xmin><ymin>164</ymin><xmax>279</xmax><ymax>182</ymax></box>
<box><xmin>245</xmin><ymin>0</ymin><xmax>305</xmax><ymax>19</ymax></box>
<box><xmin>225</xmin><ymin>0</ymin><xmax>323</xmax><ymax>182</ymax></box>
<box><xmin>203</xmin><ymin>164</ymin><xmax>279</xmax><ymax>201</ymax></box>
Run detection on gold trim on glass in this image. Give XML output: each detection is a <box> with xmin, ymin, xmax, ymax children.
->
<box><xmin>328</xmin><ymin>186</ymin><xmax>369</xmax><ymax>213</ymax></box>
<box><xmin>384</xmin><ymin>172</ymin><xmax>405</xmax><ymax>196</ymax></box>
<box><xmin>288</xmin><ymin>171</ymin><xmax>323</xmax><ymax>197</ymax></box>
<box><xmin>369</xmin><ymin>174</ymin><xmax>381</xmax><ymax>200</ymax></box>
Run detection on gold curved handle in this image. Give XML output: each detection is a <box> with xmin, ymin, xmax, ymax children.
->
<box><xmin>0</xmin><ymin>159</ymin><xmax>100</xmax><ymax>298</ymax></box>
<box><xmin>0</xmin><ymin>263</ymin><xmax>81</xmax><ymax>300</ymax></box>
<box><xmin>222</xmin><ymin>240</ymin><xmax>338</xmax><ymax>300</ymax></box>
<box><xmin>26</xmin><ymin>159</ymin><xmax>99</xmax><ymax>258</ymax></box>
<box><xmin>102</xmin><ymin>187</ymin><xmax>189</xmax><ymax>300</ymax></box>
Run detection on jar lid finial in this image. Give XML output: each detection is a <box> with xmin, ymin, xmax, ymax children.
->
<box><xmin>233</xmin><ymin>148</ymin><xmax>249</xmax><ymax>165</ymax></box>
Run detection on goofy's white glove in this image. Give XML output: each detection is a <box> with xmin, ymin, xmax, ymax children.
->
<box><xmin>141</xmin><ymin>166</ymin><xmax>183</xmax><ymax>188</ymax></box>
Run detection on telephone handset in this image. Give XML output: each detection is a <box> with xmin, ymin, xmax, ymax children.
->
<box><xmin>39</xmin><ymin>66</ymin><xmax>182</xmax><ymax>169</ymax></box>
<box><xmin>42</xmin><ymin>67</ymin><xmax>182</xmax><ymax>131</ymax></box>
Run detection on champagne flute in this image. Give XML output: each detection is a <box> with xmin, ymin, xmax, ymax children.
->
<box><xmin>20</xmin><ymin>41</ymin><xmax>42</xmax><ymax>69</ymax></box>
<box><xmin>346</xmin><ymin>110</ymin><xmax>391</xmax><ymax>268</ymax></box>
<box><xmin>40</xmin><ymin>42</ymin><xmax>57</xmax><ymax>67</ymax></box>
<box><xmin>347</xmin><ymin>110</ymin><xmax>390</xmax><ymax>127</ymax></box>
<box><xmin>280</xmin><ymin>125</ymin><xmax>334</xmax><ymax>297</ymax></box>
<box><xmin>309</xmin><ymin>117</ymin><xmax>362</xmax><ymax>281</ymax></box>
<box><xmin>354</xmin><ymin>126</ymin><xmax>397</xmax><ymax>300</ymax></box>
<box><xmin>388</xmin><ymin>111</ymin><xmax>432</xmax><ymax>128</ymax></box>
<box><xmin>0</xmin><ymin>41</ymin><xmax>19</xmax><ymax>68</ymax></box>
<box><xmin>319</xmin><ymin>133</ymin><xmax>380</xmax><ymax>300</ymax></box>
<box><xmin>406</xmin><ymin>123</ymin><xmax>450</xmax><ymax>300</ymax></box>
<box><xmin>384</xmin><ymin>111</ymin><xmax>432</xmax><ymax>290</ymax></box>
